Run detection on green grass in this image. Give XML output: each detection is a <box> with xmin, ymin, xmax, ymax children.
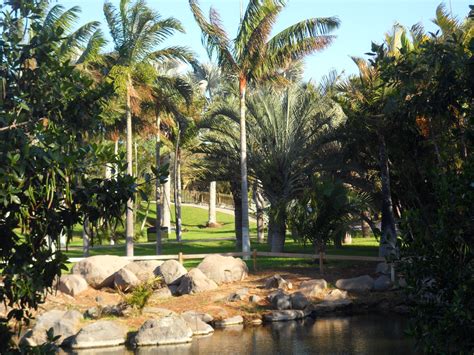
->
<box><xmin>67</xmin><ymin>203</ymin><xmax>257</xmax><ymax>246</ymax></box>
<box><xmin>64</xmin><ymin>203</ymin><xmax>379</xmax><ymax>271</ymax></box>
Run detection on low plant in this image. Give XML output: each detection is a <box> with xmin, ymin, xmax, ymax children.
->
<box><xmin>119</xmin><ymin>277</ymin><xmax>164</xmax><ymax>312</ymax></box>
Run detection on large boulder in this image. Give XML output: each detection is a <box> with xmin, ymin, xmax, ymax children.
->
<box><xmin>124</xmin><ymin>260</ymin><xmax>163</xmax><ymax>282</ymax></box>
<box><xmin>113</xmin><ymin>268</ymin><xmax>140</xmax><ymax>291</ymax></box>
<box><xmin>197</xmin><ymin>255</ymin><xmax>248</xmax><ymax>285</ymax></box>
<box><xmin>263</xmin><ymin>310</ymin><xmax>306</xmax><ymax>322</ymax></box>
<box><xmin>265</xmin><ymin>275</ymin><xmax>292</xmax><ymax>290</ymax></box>
<box><xmin>158</xmin><ymin>260</ymin><xmax>187</xmax><ymax>285</ymax></box>
<box><xmin>335</xmin><ymin>275</ymin><xmax>374</xmax><ymax>293</ymax></box>
<box><xmin>72</xmin><ymin>255</ymin><xmax>129</xmax><ymax>289</ymax></box>
<box><xmin>149</xmin><ymin>286</ymin><xmax>173</xmax><ymax>301</ymax></box>
<box><xmin>323</xmin><ymin>289</ymin><xmax>348</xmax><ymax>301</ymax></box>
<box><xmin>299</xmin><ymin>279</ymin><xmax>327</xmax><ymax>297</ymax></box>
<box><xmin>133</xmin><ymin>316</ymin><xmax>193</xmax><ymax>347</ymax></box>
<box><xmin>269</xmin><ymin>291</ymin><xmax>292</xmax><ymax>310</ymax></box>
<box><xmin>310</xmin><ymin>299</ymin><xmax>353</xmax><ymax>316</ymax></box>
<box><xmin>375</xmin><ymin>262</ymin><xmax>390</xmax><ymax>275</ymax></box>
<box><xmin>181</xmin><ymin>313</ymin><xmax>214</xmax><ymax>336</ymax></box>
<box><xmin>181</xmin><ymin>310</ymin><xmax>213</xmax><ymax>324</ymax></box>
<box><xmin>177</xmin><ymin>268</ymin><xmax>218</xmax><ymax>295</ymax></box>
<box><xmin>58</xmin><ymin>275</ymin><xmax>88</xmax><ymax>297</ymax></box>
<box><xmin>373</xmin><ymin>275</ymin><xmax>392</xmax><ymax>291</ymax></box>
<box><xmin>70</xmin><ymin>320</ymin><xmax>128</xmax><ymax>349</ymax></box>
<box><xmin>21</xmin><ymin>309</ymin><xmax>83</xmax><ymax>347</ymax></box>
<box><xmin>214</xmin><ymin>315</ymin><xmax>244</xmax><ymax>328</ymax></box>
<box><xmin>290</xmin><ymin>292</ymin><xmax>310</xmax><ymax>310</ymax></box>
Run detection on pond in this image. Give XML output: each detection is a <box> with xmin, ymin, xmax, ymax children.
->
<box><xmin>62</xmin><ymin>314</ymin><xmax>415</xmax><ymax>354</ymax></box>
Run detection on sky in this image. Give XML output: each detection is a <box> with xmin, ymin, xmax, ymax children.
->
<box><xmin>60</xmin><ymin>0</ymin><xmax>470</xmax><ymax>82</ymax></box>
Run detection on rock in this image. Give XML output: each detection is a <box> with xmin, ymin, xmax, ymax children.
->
<box><xmin>58</xmin><ymin>275</ymin><xmax>88</xmax><ymax>297</ymax></box>
<box><xmin>270</xmin><ymin>291</ymin><xmax>292</xmax><ymax>310</ymax></box>
<box><xmin>398</xmin><ymin>277</ymin><xmax>407</xmax><ymax>288</ymax></box>
<box><xmin>70</xmin><ymin>320</ymin><xmax>128</xmax><ymax>349</ymax></box>
<box><xmin>265</xmin><ymin>275</ymin><xmax>292</xmax><ymax>290</ymax></box>
<box><xmin>290</xmin><ymin>292</ymin><xmax>310</xmax><ymax>310</ymax></box>
<box><xmin>335</xmin><ymin>275</ymin><xmax>374</xmax><ymax>292</ymax></box>
<box><xmin>142</xmin><ymin>307</ymin><xmax>176</xmax><ymax>317</ymax></box>
<box><xmin>249</xmin><ymin>318</ymin><xmax>263</xmax><ymax>325</ymax></box>
<box><xmin>21</xmin><ymin>309</ymin><xmax>83</xmax><ymax>347</ymax></box>
<box><xmin>214</xmin><ymin>315</ymin><xmax>244</xmax><ymax>328</ymax></box>
<box><xmin>263</xmin><ymin>310</ymin><xmax>306</xmax><ymax>322</ymax></box>
<box><xmin>181</xmin><ymin>311</ymin><xmax>213</xmax><ymax>324</ymax></box>
<box><xmin>125</xmin><ymin>260</ymin><xmax>163</xmax><ymax>282</ymax></box>
<box><xmin>299</xmin><ymin>279</ymin><xmax>327</xmax><ymax>297</ymax></box>
<box><xmin>158</xmin><ymin>260</ymin><xmax>187</xmax><ymax>285</ymax></box>
<box><xmin>249</xmin><ymin>295</ymin><xmax>261</xmax><ymax>304</ymax></box>
<box><xmin>133</xmin><ymin>316</ymin><xmax>193</xmax><ymax>346</ymax></box>
<box><xmin>101</xmin><ymin>304</ymin><xmax>124</xmax><ymax>317</ymax></box>
<box><xmin>227</xmin><ymin>288</ymin><xmax>249</xmax><ymax>302</ymax></box>
<box><xmin>373</xmin><ymin>275</ymin><xmax>392</xmax><ymax>291</ymax></box>
<box><xmin>177</xmin><ymin>268</ymin><xmax>218</xmax><ymax>295</ymax></box>
<box><xmin>181</xmin><ymin>313</ymin><xmax>214</xmax><ymax>336</ymax></box>
<box><xmin>114</xmin><ymin>268</ymin><xmax>140</xmax><ymax>291</ymax></box>
<box><xmin>150</xmin><ymin>286</ymin><xmax>173</xmax><ymax>301</ymax></box>
<box><xmin>72</xmin><ymin>255</ymin><xmax>130</xmax><ymax>289</ymax></box>
<box><xmin>84</xmin><ymin>307</ymin><xmax>100</xmax><ymax>319</ymax></box>
<box><xmin>310</xmin><ymin>299</ymin><xmax>353</xmax><ymax>316</ymax></box>
<box><xmin>375</xmin><ymin>262</ymin><xmax>390</xmax><ymax>275</ymax></box>
<box><xmin>197</xmin><ymin>255</ymin><xmax>248</xmax><ymax>285</ymax></box>
<box><xmin>323</xmin><ymin>289</ymin><xmax>348</xmax><ymax>301</ymax></box>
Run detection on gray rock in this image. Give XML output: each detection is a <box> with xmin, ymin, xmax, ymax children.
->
<box><xmin>177</xmin><ymin>268</ymin><xmax>218</xmax><ymax>295</ymax></box>
<box><xmin>133</xmin><ymin>316</ymin><xmax>193</xmax><ymax>346</ymax></box>
<box><xmin>70</xmin><ymin>320</ymin><xmax>128</xmax><ymax>349</ymax></box>
<box><xmin>323</xmin><ymin>289</ymin><xmax>348</xmax><ymax>301</ymax></box>
<box><xmin>373</xmin><ymin>275</ymin><xmax>392</xmax><ymax>291</ymax></box>
<box><xmin>263</xmin><ymin>310</ymin><xmax>306</xmax><ymax>322</ymax></box>
<box><xmin>181</xmin><ymin>311</ymin><xmax>213</xmax><ymax>324</ymax></box>
<box><xmin>126</xmin><ymin>260</ymin><xmax>163</xmax><ymax>282</ymax></box>
<box><xmin>299</xmin><ymin>279</ymin><xmax>327</xmax><ymax>297</ymax></box>
<box><xmin>310</xmin><ymin>299</ymin><xmax>353</xmax><ymax>316</ymax></box>
<box><xmin>150</xmin><ymin>286</ymin><xmax>173</xmax><ymax>301</ymax></box>
<box><xmin>72</xmin><ymin>255</ymin><xmax>130</xmax><ymax>289</ymax></box>
<box><xmin>249</xmin><ymin>295</ymin><xmax>261</xmax><ymax>304</ymax></box>
<box><xmin>114</xmin><ymin>268</ymin><xmax>140</xmax><ymax>292</ymax></box>
<box><xmin>158</xmin><ymin>260</ymin><xmax>187</xmax><ymax>285</ymax></box>
<box><xmin>101</xmin><ymin>304</ymin><xmax>124</xmax><ymax>317</ymax></box>
<box><xmin>84</xmin><ymin>307</ymin><xmax>100</xmax><ymax>320</ymax></box>
<box><xmin>265</xmin><ymin>275</ymin><xmax>292</xmax><ymax>290</ymax></box>
<box><xmin>58</xmin><ymin>275</ymin><xmax>88</xmax><ymax>297</ymax></box>
<box><xmin>181</xmin><ymin>313</ymin><xmax>214</xmax><ymax>336</ymax></box>
<box><xmin>375</xmin><ymin>262</ymin><xmax>390</xmax><ymax>275</ymax></box>
<box><xmin>335</xmin><ymin>275</ymin><xmax>374</xmax><ymax>292</ymax></box>
<box><xmin>290</xmin><ymin>292</ymin><xmax>310</xmax><ymax>310</ymax></box>
<box><xmin>214</xmin><ymin>315</ymin><xmax>244</xmax><ymax>328</ymax></box>
<box><xmin>227</xmin><ymin>288</ymin><xmax>249</xmax><ymax>302</ymax></box>
<box><xmin>271</xmin><ymin>291</ymin><xmax>292</xmax><ymax>310</ymax></box>
<box><xmin>21</xmin><ymin>309</ymin><xmax>83</xmax><ymax>347</ymax></box>
<box><xmin>197</xmin><ymin>255</ymin><xmax>248</xmax><ymax>285</ymax></box>
<box><xmin>398</xmin><ymin>277</ymin><xmax>407</xmax><ymax>288</ymax></box>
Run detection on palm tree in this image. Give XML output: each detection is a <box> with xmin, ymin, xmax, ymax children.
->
<box><xmin>103</xmin><ymin>0</ymin><xmax>191</xmax><ymax>256</ymax></box>
<box><xmin>204</xmin><ymin>84</ymin><xmax>343</xmax><ymax>251</ymax></box>
<box><xmin>189</xmin><ymin>0</ymin><xmax>340</xmax><ymax>255</ymax></box>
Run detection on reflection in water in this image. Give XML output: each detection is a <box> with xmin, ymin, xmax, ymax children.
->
<box><xmin>61</xmin><ymin>315</ymin><xmax>414</xmax><ymax>355</ymax></box>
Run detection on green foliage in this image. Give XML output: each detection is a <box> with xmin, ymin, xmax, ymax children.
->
<box><xmin>121</xmin><ymin>277</ymin><xmax>163</xmax><ymax>312</ymax></box>
<box><xmin>288</xmin><ymin>177</ymin><xmax>370</xmax><ymax>251</ymax></box>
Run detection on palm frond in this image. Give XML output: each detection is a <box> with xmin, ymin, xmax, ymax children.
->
<box><xmin>75</xmin><ymin>29</ymin><xmax>107</xmax><ymax>65</ymax></box>
<box><xmin>433</xmin><ymin>3</ymin><xmax>459</xmax><ymax>35</ymax></box>
<box><xmin>150</xmin><ymin>46</ymin><xmax>194</xmax><ymax>64</ymax></box>
<box><xmin>104</xmin><ymin>1</ymin><xmax>124</xmax><ymax>49</ymax></box>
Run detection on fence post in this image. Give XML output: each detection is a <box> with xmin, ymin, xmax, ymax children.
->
<box><xmin>252</xmin><ymin>249</ymin><xmax>257</xmax><ymax>271</ymax></box>
<box><xmin>178</xmin><ymin>252</ymin><xmax>184</xmax><ymax>265</ymax></box>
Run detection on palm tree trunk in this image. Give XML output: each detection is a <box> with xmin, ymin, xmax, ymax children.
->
<box><xmin>231</xmin><ymin>180</ymin><xmax>243</xmax><ymax>249</ymax></box>
<box><xmin>125</xmin><ymin>80</ymin><xmax>134</xmax><ymax>257</ymax></box>
<box><xmin>239</xmin><ymin>77</ymin><xmax>251</xmax><ymax>256</ymax></box>
<box><xmin>113</xmin><ymin>137</ymin><xmax>119</xmax><ymax>178</ymax></box>
<box><xmin>134</xmin><ymin>141</ymin><xmax>138</xmax><ymax>177</ymax></box>
<box><xmin>378</xmin><ymin>133</ymin><xmax>397</xmax><ymax>258</ymax></box>
<box><xmin>174</xmin><ymin>137</ymin><xmax>182</xmax><ymax>242</ymax></box>
<box><xmin>162</xmin><ymin>164</ymin><xmax>171</xmax><ymax>233</ymax></box>
<box><xmin>253</xmin><ymin>182</ymin><xmax>265</xmax><ymax>243</ymax></box>
<box><xmin>155</xmin><ymin>113</ymin><xmax>162</xmax><ymax>254</ymax></box>
<box><xmin>82</xmin><ymin>218</ymin><xmax>90</xmax><ymax>257</ymax></box>
<box><xmin>270</xmin><ymin>207</ymin><xmax>286</xmax><ymax>252</ymax></box>
<box><xmin>361</xmin><ymin>211</ymin><xmax>370</xmax><ymax>237</ymax></box>
<box><xmin>207</xmin><ymin>181</ymin><xmax>217</xmax><ymax>226</ymax></box>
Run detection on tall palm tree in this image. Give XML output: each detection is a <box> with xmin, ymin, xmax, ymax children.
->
<box><xmin>189</xmin><ymin>0</ymin><xmax>340</xmax><ymax>255</ymax></box>
<box><xmin>103</xmin><ymin>0</ymin><xmax>191</xmax><ymax>256</ymax></box>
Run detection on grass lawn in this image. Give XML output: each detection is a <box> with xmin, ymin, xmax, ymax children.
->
<box><xmin>64</xmin><ymin>203</ymin><xmax>379</xmax><ymax>270</ymax></box>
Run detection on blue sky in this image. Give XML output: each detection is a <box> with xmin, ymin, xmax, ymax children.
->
<box><xmin>61</xmin><ymin>0</ymin><xmax>470</xmax><ymax>82</ymax></box>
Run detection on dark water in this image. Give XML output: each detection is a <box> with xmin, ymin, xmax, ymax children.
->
<box><xmin>63</xmin><ymin>315</ymin><xmax>415</xmax><ymax>355</ymax></box>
